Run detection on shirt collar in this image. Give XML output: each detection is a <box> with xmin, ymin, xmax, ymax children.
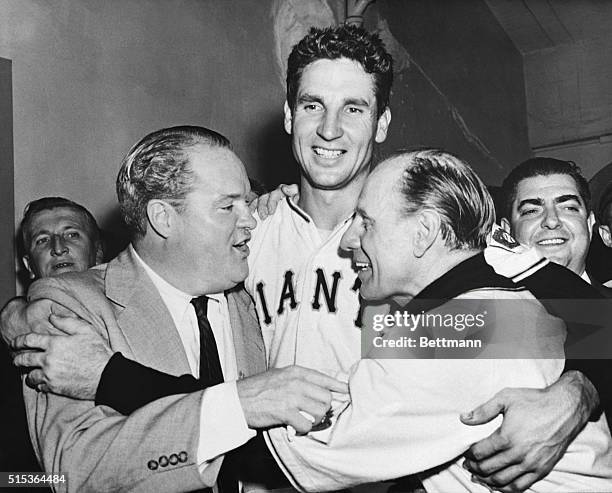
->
<box><xmin>286</xmin><ymin>197</ymin><xmax>354</xmax><ymax>230</ymax></box>
<box><xmin>130</xmin><ymin>245</ymin><xmax>222</xmax><ymax>318</ymax></box>
<box><xmin>580</xmin><ymin>270</ymin><xmax>591</xmax><ymax>284</ymax></box>
<box><xmin>131</xmin><ymin>245</ymin><xmax>192</xmax><ymax>322</ymax></box>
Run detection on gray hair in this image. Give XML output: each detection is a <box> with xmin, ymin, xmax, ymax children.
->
<box><xmin>394</xmin><ymin>149</ymin><xmax>495</xmax><ymax>250</ymax></box>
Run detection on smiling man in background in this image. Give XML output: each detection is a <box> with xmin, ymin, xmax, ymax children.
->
<box><xmin>0</xmin><ymin>197</ymin><xmax>103</xmax><ymax>478</ymax></box>
<box><xmin>20</xmin><ymin>197</ymin><xmax>104</xmax><ymax>280</ymax></box>
<box><xmin>501</xmin><ymin>158</ymin><xmax>596</xmax><ymax>283</ymax></box>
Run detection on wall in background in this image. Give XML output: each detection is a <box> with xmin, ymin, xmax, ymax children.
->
<box><xmin>1</xmin><ymin>0</ymin><xmax>529</xmax><ymax>294</ymax></box>
<box><xmin>485</xmin><ymin>0</ymin><xmax>612</xmax><ymax>178</ymax></box>
<box><xmin>378</xmin><ymin>0</ymin><xmax>531</xmax><ymax>186</ymax></box>
<box><xmin>526</xmin><ymin>37</ymin><xmax>612</xmax><ymax>178</ymax></box>
<box><xmin>0</xmin><ymin>0</ymin><xmax>286</xmax><ymax>235</ymax></box>
<box><xmin>533</xmin><ymin>138</ymin><xmax>612</xmax><ymax>180</ymax></box>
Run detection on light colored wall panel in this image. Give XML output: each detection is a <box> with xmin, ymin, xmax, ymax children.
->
<box><xmin>525</xmin><ymin>38</ymin><xmax>612</xmax><ymax>147</ymax></box>
<box><xmin>534</xmin><ymin>138</ymin><xmax>612</xmax><ymax>180</ymax></box>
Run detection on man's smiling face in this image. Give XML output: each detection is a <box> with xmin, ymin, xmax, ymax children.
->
<box><xmin>284</xmin><ymin>57</ymin><xmax>390</xmax><ymax>191</ymax></box>
<box><xmin>503</xmin><ymin>173</ymin><xmax>595</xmax><ymax>275</ymax></box>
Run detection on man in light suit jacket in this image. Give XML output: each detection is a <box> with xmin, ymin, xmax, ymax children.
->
<box><xmin>14</xmin><ymin>125</ymin><xmax>345</xmax><ymax>492</ymax></box>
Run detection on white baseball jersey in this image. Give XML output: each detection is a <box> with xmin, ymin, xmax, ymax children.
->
<box><xmin>246</xmin><ymin>198</ymin><xmax>361</xmax><ymax>374</ymax></box>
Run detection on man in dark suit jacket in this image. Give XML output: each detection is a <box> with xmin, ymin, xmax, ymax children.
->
<box><xmin>5</xmin><ymin>126</ymin><xmax>344</xmax><ymax>492</ymax></box>
<box><xmin>460</xmin><ymin>157</ymin><xmax>612</xmax><ymax>490</ymax></box>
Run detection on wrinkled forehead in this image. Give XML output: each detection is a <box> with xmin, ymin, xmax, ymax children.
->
<box><xmin>28</xmin><ymin>207</ymin><xmax>91</xmax><ymax>232</ymax></box>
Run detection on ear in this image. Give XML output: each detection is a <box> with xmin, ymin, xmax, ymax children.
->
<box><xmin>94</xmin><ymin>241</ymin><xmax>104</xmax><ymax>264</ymax></box>
<box><xmin>375</xmin><ymin>107</ymin><xmax>391</xmax><ymax>144</ymax></box>
<box><xmin>587</xmin><ymin>211</ymin><xmax>595</xmax><ymax>237</ymax></box>
<box><xmin>283</xmin><ymin>101</ymin><xmax>293</xmax><ymax>135</ymax></box>
<box><xmin>500</xmin><ymin>217</ymin><xmax>512</xmax><ymax>234</ymax></box>
<box><xmin>413</xmin><ymin>209</ymin><xmax>440</xmax><ymax>258</ymax></box>
<box><xmin>22</xmin><ymin>255</ymin><xmax>36</xmax><ymax>280</ymax></box>
<box><xmin>146</xmin><ymin>200</ymin><xmax>175</xmax><ymax>239</ymax></box>
<box><xmin>599</xmin><ymin>224</ymin><xmax>612</xmax><ymax>248</ymax></box>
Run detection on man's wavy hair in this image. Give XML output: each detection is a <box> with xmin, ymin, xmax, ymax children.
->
<box><xmin>394</xmin><ymin>149</ymin><xmax>495</xmax><ymax>251</ymax></box>
<box><xmin>286</xmin><ymin>24</ymin><xmax>393</xmax><ymax>117</ymax></box>
<box><xmin>116</xmin><ymin>125</ymin><xmax>231</xmax><ymax>239</ymax></box>
<box><xmin>501</xmin><ymin>157</ymin><xmax>591</xmax><ymax>218</ymax></box>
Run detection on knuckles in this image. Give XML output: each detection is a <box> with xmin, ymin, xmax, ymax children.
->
<box><xmin>496</xmin><ymin>433</ymin><xmax>514</xmax><ymax>451</ymax></box>
<box><xmin>503</xmin><ymin>481</ymin><xmax>528</xmax><ymax>493</ymax></box>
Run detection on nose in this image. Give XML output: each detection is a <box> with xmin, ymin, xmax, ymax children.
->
<box><xmin>542</xmin><ymin>206</ymin><xmax>561</xmax><ymax>229</ymax></box>
<box><xmin>340</xmin><ymin>217</ymin><xmax>361</xmax><ymax>252</ymax></box>
<box><xmin>51</xmin><ymin>234</ymin><xmax>69</xmax><ymax>256</ymax></box>
<box><xmin>239</xmin><ymin>203</ymin><xmax>257</xmax><ymax>230</ymax></box>
<box><xmin>317</xmin><ymin>110</ymin><xmax>343</xmax><ymax>141</ymax></box>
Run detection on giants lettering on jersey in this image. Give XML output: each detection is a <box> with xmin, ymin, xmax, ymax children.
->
<box><xmin>255</xmin><ymin>268</ymin><xmax>361</xmax><ymax>326</ymax></box>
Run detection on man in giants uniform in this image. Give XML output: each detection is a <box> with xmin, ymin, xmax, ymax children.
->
<box><xmin>246</xmin><ymin>24</ymin><xmax>391</xmax><ymax>375</ymax></box>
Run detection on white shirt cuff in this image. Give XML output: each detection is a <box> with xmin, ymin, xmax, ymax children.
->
<box><xmin>196</xmin><ymin>381</ymin><xmax>256</xmax><ymax>472</ymax></box>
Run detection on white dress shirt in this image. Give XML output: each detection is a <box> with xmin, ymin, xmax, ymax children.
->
<box><xmin>580</xmin><ymin>270</ymin><xmax>591</xmax><ymax>284</ymax></box>
<box><xmin>132</xmin><ymin>246</ymin><xmax>255</xmax><ymax>476</ymax></box>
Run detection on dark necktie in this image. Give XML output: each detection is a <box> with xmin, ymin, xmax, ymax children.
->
<box><xmin>190</xmin><ymin>296</ymin><xmax>224</xmax><ymax>388</ymax></box>
<box><xmin>191</xmin><ymin>296</ymin><xmax>237</xmax><ymax>493</ymax></box>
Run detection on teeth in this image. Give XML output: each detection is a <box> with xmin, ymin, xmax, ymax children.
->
<box><xmin>313</xmin><ymin>147</ymin><xmax>343</xmax><ymax>159</ymax></box>
<box><xmin>354</xmin><ymin>261</ymin><xmax>371</xmax><ymax>272</ymax></box>
<box><xmin>54</xmin><ymin>262</ymin><xmax>72</xmax><ymax>269</ymax></box>
<box><xmin>538</xmin><ymin>238</ymin><xmax>565</xmax><ymax>245</ymax></box>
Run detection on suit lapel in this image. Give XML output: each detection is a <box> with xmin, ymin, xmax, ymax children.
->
<box><xmin>105</xmin><ymin>248</ymin><xmax>192</xmax><ymax>376</ymax></box>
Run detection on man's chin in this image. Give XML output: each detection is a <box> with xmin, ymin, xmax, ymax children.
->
<box><xmin>544</xmin><ymin>255</ymin><xmax>571</xmax><ymax>269</ymax></box>
<box><xmin>229</xmin><ymin>266</ymin><xmax>249</xmax><ymax>286</ymax></box>
<box><xmin>303</xmin><ymin>171</ymin><xmax>356</xmax><ymax>191</ymax></box>
<box><xmin>358</xmin><ymin>286</ymin><xmax>380</xmax><ymax>302</ymax></box>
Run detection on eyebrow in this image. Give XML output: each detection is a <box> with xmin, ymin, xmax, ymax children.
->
<box><xmin>215</xmin><ymin>193</ymin><xmax>244</xmax><ymax>202</ymax></box>
<box><xmin>30</xmin><ymin>228</ymin><xmax>52</xmax><ymax>238</ymax></box>
<box><xmin>517</xmin><ymin>194</ymin><xmax>583</xmax><ymax>210</ymax></box>
<box><xmin>29</xmin><ymin>226</ymin><xmax>85</xmax><ymax>244</ymax></box>
<box><xmin>297</xmin><ymin>93</ymin><xmax>322</xmax><ymax>105</ymax></box>
<box><xmin>555</xmin><ymin>194</ymin><xmax>583</xmax><ymax>205</ymax></box>
<box><xmin>344</xmin><ymin>97</ymin><xmax>370</xmax><ymax>107</ymax></box>
<box><xmin>297</xmin><ymin>93</ymin><xmax>371</xmax><ymax>108</ymax></box>
<box><xmin>31</xmin><ymin>224</ymin><xmax>83</xmax><ymax>235</ymax></box>
<box><xmin>517</xmin><ymin>198</ymin><xmax>543</xmax><ymax>209</ymax></box>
